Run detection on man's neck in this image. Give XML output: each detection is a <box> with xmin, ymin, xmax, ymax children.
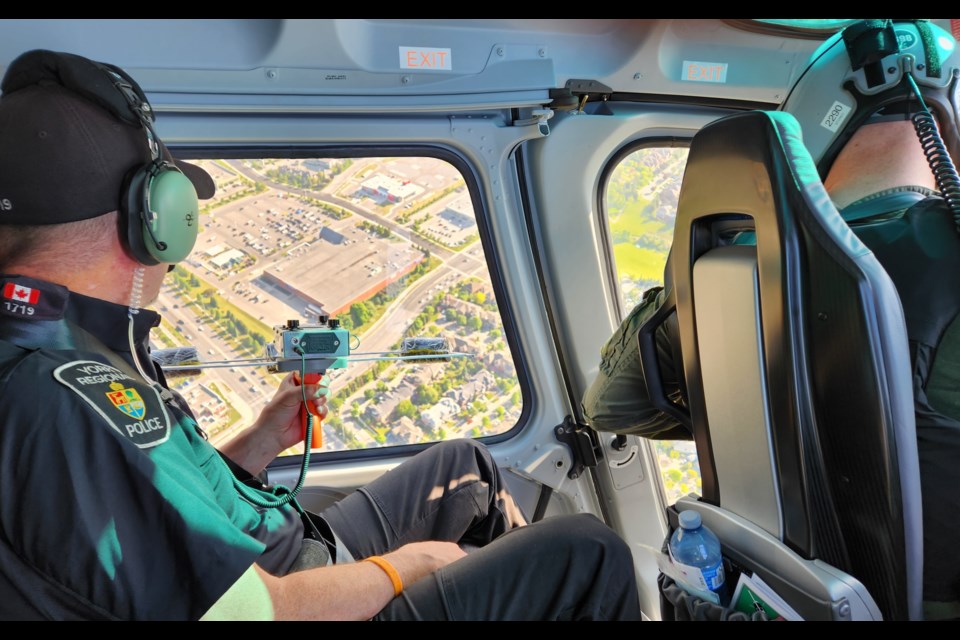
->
<box><xmin>823</xmin><ymin>121</ymin><xmax>938</xmax><ymax>209</ymax></box>
<box><xmin>5</xmin><ymin>254</ymin><xmax>162</xmax><ymax>308</ymax></box>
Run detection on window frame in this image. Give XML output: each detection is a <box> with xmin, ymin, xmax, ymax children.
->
<box><xmin>597</xmin><ymin>136</ymin><xmax>691</xmax><ymax>319</ymax></box>
<box><xmin>168</xmin><ymin>142</ymin><xmax>534</xmax><ymax>467</ymax></box>
<box><xmin>597</xmin><ymin>136</ymin><xmax>705</xmax><ymax>506</ymax></box>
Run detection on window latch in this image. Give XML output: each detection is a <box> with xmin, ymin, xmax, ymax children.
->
<box><xmin>554</xmin><ymin>415</ymin><xmax>601</xmax><ymax>479</ymax></box>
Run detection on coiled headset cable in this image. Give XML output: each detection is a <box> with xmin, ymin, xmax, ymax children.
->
<box><xmin>230</xmin><ymin>347</ymin><xmax>316</xmax><ymax>510</ymax></box>
<box><xmin>905</xmin><ymin>74</ymin><xmax>960</xmax><ymax>232</ymax></box>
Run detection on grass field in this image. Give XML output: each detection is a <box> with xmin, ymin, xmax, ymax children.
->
<box><xmin>607</xmin><ymin>198</ymin><xmax>657</xmax><ymax>236</ymax></box>
<box><xmin>609</xmin><ymin>215</ymin><xmax>667</xmax><ymax>240</ymax></box>
<box><xmin>612</xmin><ymin>244</ymin><xmax>669</xmax><ymax>284</ymax></box>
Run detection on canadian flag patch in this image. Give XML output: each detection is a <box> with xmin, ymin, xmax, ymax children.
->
<box><xmin>3</xmin><ymin>282</ymin><xmax>39</xmax><ymax>304</ymax></box>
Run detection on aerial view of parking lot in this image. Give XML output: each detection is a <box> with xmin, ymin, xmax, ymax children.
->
<box><xmin>152</xmin><ymin>156</ymin><xmax>521</xmax><ymax>455</ymax></box>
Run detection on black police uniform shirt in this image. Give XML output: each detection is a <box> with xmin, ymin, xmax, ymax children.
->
<box><xmin>0</xmin><ymin>275</ymin><xmax>303</xmax><ymax>620</ymax></box>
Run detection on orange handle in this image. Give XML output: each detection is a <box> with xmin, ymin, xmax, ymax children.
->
<box><xmin>296</xmin><ymin>372</ymin><xmax>324</xmax><ymax>449</ymax></box>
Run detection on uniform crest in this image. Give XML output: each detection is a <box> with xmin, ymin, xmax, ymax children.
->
<box><xmin>106</xmin><ymin>382</ymin><xmax>146</xmax><ymax>420</ymax></box>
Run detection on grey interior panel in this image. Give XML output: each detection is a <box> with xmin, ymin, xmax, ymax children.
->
<box><xmin>676</xmin><ymin>496</ymin><xmax>881</xmax><ymax>621</ymax></box>
<box><xmin>693</xmin><ymin>246</ymin><xmax>781</xmax><ymax>537</ymax></box>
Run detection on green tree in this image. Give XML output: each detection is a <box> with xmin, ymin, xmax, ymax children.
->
<box><xmin>351</xmin><ymin>302</ymin><xmax>373</xmax><ymax>327</ymax></box>
<box><xmin>395</xmin><ymin>399</ymin><xmax>417</xmax><ymax>419</ymax></box>
<box><xmin>413</xmin><ymin>384</ymin><xmax>440</xmax><ymax>406</ymax></box>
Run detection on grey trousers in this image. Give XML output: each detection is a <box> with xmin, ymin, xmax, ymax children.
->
<box><xmin>317</xmin><ymin>439</ymin><xmax>642</xmax><ymax>621</ymax></box>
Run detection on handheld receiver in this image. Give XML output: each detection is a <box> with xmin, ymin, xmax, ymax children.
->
<box><xmin>268</xmin><ymin>316</ymin><xmax>349</xmax><ymax>449</ymax></box>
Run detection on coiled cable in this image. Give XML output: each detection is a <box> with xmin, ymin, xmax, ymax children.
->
<box><xmin>906</xmin><ymin>75</ymin><xmax>960</xmax><ymax>232</ymax></box>
<box><xmin>231</xmin><ymin>348</ymin><xmax>314</xmax><ymax>509</ymax></box>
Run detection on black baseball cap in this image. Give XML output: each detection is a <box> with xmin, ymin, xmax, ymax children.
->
<box><xmin>0</xmin><ymin>49</ymin><xmax>215</xmax><ymax>226</ymax></box>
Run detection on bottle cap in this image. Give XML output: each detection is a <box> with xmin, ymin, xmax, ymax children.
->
<box><xmin>678</xmin><ymin>509</ymin><xmax>702</xmax><ymax>530</ymax></box>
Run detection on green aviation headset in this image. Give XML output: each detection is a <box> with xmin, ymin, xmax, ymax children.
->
<box><xmin>2</xmin><ymin>49</ymin><xmax>200</xmax><ymax>265</ymax></box>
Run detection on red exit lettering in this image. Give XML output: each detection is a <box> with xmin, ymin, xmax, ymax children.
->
<box><xmin>406</xmin><ymin>50</ymin><xmax>448</xmax><ymax>69</ymax></box>
<box><xmin>400</xmin><ymin>47</ymin><xmax>452</xmax><ymax>71</ymax></box>
<box><xmin>683</xmin><ymin>61</ymin><xmax>727</xmax><ymax>83</ymax></box>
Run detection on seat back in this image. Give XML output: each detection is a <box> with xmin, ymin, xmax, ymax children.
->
<box><xmin>640</xmin><ymin>110</ymin><xmax>922</xmax><ymax>620</ymax></box>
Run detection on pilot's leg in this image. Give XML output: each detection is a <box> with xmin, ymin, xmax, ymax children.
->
<box><xmin>319</xmin><ymin>438</ymin><xmax>527</xmax><ymax>561</ymax></box>
<box><xmin>374</xmin><ymin>512</ymin><xmax>642</xmax><ymax>621</ymax></box>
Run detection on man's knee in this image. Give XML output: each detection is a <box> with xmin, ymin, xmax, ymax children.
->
<box><xmin>430</xmin><ymin>437</ymin><xmax>489</xmax><ymax>458</ymax></box>
<box><xmin>535</xmin><ymin>514</ymin><xmax>634</xmax><ymax>566</ymax></box>
<box><xmin>428</xmin><ymin>438</ymin><xmax>497</xmax><ymax>478</ymax></box>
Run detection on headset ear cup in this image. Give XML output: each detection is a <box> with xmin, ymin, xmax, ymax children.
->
<box><xmin>119</xmin><ymin>164</ymin><xmax>160</xmax><ymax>266</ymax></box>
<box><xmin>146</xmin><ymin>165</ymin><xmax>200</xmax><ymax>263</ymax></box>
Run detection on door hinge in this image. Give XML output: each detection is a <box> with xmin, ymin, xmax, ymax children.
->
<box><xmin>554</xmin><ymin>415</ymin><xmax>602</xmax><ymax>479</ymax></box>
<box><xmin>513</xmin><ymin>107</ymin><xmax>554</xmax><ymax>136</ymax></box>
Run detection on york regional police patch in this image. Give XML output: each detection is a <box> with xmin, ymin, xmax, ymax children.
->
<box><xmin>54</xmin><ymin>360</ymin><xmax>171</xmax><ymax>448</ymax></box>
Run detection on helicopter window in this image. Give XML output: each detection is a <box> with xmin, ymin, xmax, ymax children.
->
<box><xmin>152</xmin><ymin>156</ymin><xmax>523</xmax><ymax>457</ymax></box>
<box><xmin>604</xmin><ymin>145</ymin><xmax>701</xmax><ymax>505</ymax></box>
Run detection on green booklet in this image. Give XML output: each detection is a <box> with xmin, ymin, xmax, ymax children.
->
<box><xmin>730</xmin><ymin>572</ymin><xmax>803</xmax><ymax>621</ymax></box>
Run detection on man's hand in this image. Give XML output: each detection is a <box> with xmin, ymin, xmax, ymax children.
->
<box><xmin>256</xmin><ymin>372</ymin><xmax>327</xmax><ymax>453</ymax></box>
<box><xmin>381</xmin><ymin>541</ymin><xmax>468</xmax><ymax>587</ymax></box>
<box><xmin>218</xmin><ymin>372</ymin><xmax>327</xmax><ymax>476</ymax></box>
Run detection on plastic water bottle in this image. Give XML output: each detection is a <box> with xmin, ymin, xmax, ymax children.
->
<box><xmin>668</xmin><ymin>509</ymin><xmax>727</xmax><ymax>604</ymax></box>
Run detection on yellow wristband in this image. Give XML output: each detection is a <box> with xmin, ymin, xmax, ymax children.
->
<box><xmin>364</xmin><ymin>555</ymin><xmax>403</xmax><ymax>597</ymax></box>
